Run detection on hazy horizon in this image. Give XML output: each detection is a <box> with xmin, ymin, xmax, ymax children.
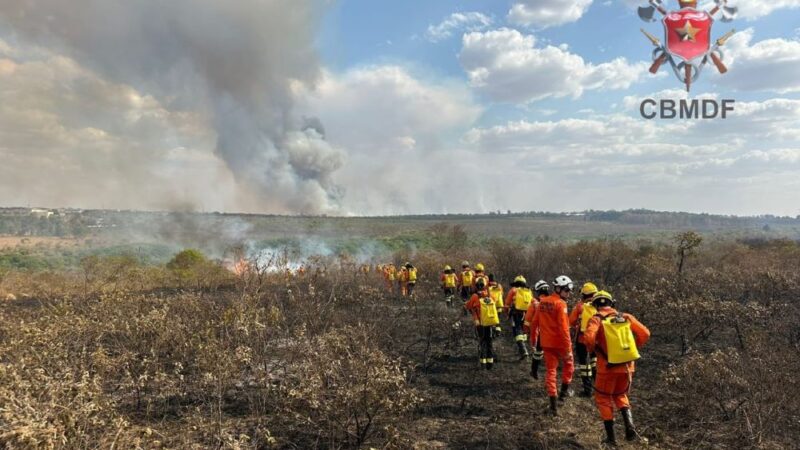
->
<box><xmin>2</xmin><ymin>203</ymin><xmax>798</xmax><ymax>220</ymax></box>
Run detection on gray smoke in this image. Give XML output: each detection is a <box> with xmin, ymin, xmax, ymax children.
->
<box><xmin>0</xmin><ymin>0</ymin><xmax>344</xmax><ymax>214</ymax></box>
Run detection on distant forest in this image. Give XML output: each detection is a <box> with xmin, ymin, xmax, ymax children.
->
<box><xmin>0</xmin><ymin>207</ymin><xmax>798</xmax><ymax>238</ymax></box>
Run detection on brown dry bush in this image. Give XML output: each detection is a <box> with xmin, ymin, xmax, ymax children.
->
<box><xmin>486</xmin><ymin>238</ymin><xmax>531</xmax><ymax>283</ymax></box>
<box><xmin>0</xmin><ymin>250</ymin><xmax>420</xmax><ymax>449</ymax></box>
<box><xmin>275</xmin><ymin>326</ymin><xmax>419</xmax><ymax>448</ymax></box>
<box><xmin>0</xmin><ymin>348</ymin><xmax>121</xmax><ymax>448</ymax></box>
<box><xmin>658</xmin><ymin>337</ymin><xmax>799</xmax><ymax>449</ymax></box>
<box><xmin>2</xmin><ymin>238</ymin><xmax>800</xmax><ymax>449</ymax></box>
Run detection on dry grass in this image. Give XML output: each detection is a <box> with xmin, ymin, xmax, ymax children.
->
<box><xmin>1</xmin><ymin>238</ymin><xmax>799</xmax><ymax>449</ymax></box>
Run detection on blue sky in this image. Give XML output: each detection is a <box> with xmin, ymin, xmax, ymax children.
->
<box><xmin>0</xmin><ymin>1</ymin><xmax>799</xmax><ymax>216</ymax></box>
<box><xmin>319</xmin><ymin>0</ymin><xmax>799</xmax><ymax>125</ymax></box>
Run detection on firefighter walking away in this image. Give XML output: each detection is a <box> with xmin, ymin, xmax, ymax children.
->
<box><xmin>524</xmin><ymin>280</ymin><xmax>549</xmax><ymax>378</ymax></box>
<box><xmin>441</xmin><ymin>265</ymin><xmax>457</xmax><ymax>308</ymax></box>
<box><xmin>505</xmin><ymin>275</ymin><xmax>533</xmax><ymax>360</ymax></box>
<box><xmin>465</xmin><ymin>278</ymin><xmax>498</xmax><ymax>370</ymax></box>
<box><xmin>530</xmin><ymin>275</ymin><xmax>575</xmax><ymax>416</ymax></box>
<box><xmin>403</xmin><ymin>262</ymin><xmax>417</xmax><ymax>297</ymax></box>
<box><xmin>569</xmin><ymin>282</ymin><xmax>599</xmax><ymax>397</ymax></box>
<box><xmin>487</xmin><ymin>274</ymin><xmax>504</xmax><ymax>336</ymax></box>
<box><xmin>584</xmin><ymin>290</ymin><xmax>650</xmax><ymax>446</ymax></box>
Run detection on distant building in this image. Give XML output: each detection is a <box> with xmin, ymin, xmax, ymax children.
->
<box><xmin>56</xmin><ymin>208</ymin><xmax>84</xmax><ymax>216</ymax></box>
<box><xmin>30</xmin><ymin>208</ymin><xmax>54</xmax><ymax>219</ymax></box>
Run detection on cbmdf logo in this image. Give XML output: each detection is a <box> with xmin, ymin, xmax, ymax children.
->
<box><xmin>639</xmin><ymin>0</ymin><xmax>738</xmax><ymax>91</ymax></box>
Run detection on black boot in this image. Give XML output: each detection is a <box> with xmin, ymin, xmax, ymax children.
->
<box><xmin>549</xmin><ymin>396</ymin><xmax>558</xmax><ymax>417</ymax></box>
<box><xmin>530</xmin><ymin>358</ymin><xmax>540</xmax><ymax>379</ymax></box>
<box><xmin>620</xmin><ymin>408</ymin><xmax>637</xmax><ymax>441</ymax></box>
<box><xmin>516</xmin><ymin>341</ymin><xmax>528</xmax><ymax>360</ymax></box>
<box><xmin>558</xmin><ymin>383</ymin><xmax>572</xmax><ymax>402</ymax></box>
<box><xmin>579</xmin><ymin>376</ymin><xmax>593</xmax><ymax>397</ymax></box>
<box><xmin>603</xmin><ymin>420</ymin><xmax>617</xmax><ymax>446</ymax></box>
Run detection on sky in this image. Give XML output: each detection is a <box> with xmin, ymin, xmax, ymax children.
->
<box><xmin>0</xmin><ymin>0</ymin><xmax>799</xmax><ymax>216</ymax></box>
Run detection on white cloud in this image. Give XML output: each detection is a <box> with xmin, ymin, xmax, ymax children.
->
<box><xmin>712</xmin><ymin>29</ymin><xmax>800</xmax><ymax>93</ymax></box>
<box><xmin>296</xmin><ymin>65</ymin><xmax>483</xmax><ymax>214</ymax></box>
<box><xmin>0</xmin><ymin>38</ymin><xmax>16</xmax><ymax>58</ymax></box>
<box><xmin>461</xmin><ymin>97</ymin><xmax>800</xmax><ymax>215</ymax></box>
<box><xmin>301</xmin><ymin>66</ymin><xmax>481</xmax><ymax>152</ymax></box>
<box><xmin>508</xmin><ymin>0</ymin><xmax>594</xmax><ymax>29</ymax></box>
<box><xmin>726</xmin><ymin>0</ymin><xmax>800</xmax><ymax>20</ymax></box>
<box><xmin>459</xmin><ymin>28</ymin><xmax>649</xmax><ymax>103</ymax></box>
<box><xmin>426</xmin><ymin>12</ymin><xmax>493</xmax><ymax>42</ymax></box>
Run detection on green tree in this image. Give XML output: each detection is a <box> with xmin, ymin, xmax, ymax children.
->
<box><xmin>167</xmin><ymin>249</ymin><xmax>207</xmax><ymax>272</ymax></box>
<box><xmin>166</xmin><ymin>249</ymin><xmax>229</xmax><ymax>290</ymax></box>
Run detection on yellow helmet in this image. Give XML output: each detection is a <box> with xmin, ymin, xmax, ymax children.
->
<box><xmin>443</xmin><ymin>265</ymin><xmax>452</xmax><ymax>271</ymax></box>
<box><xmin>581</xmin><ymin>282</ymin><xmax>599</xmax><ymax>296</ymax></box>
<box><xmin>475</xmin><ymin>263</ymin><xmax>485</xmax><ymax>271</ymax></box>
<box><xmin>514</xmin><ymin>275</ymin><xmax>527</xmax><ymax>284</ymax></box>
<box><xmin>592</xmin><ymin>290</ymin><xmax>614</xmax><ymax>306</ymax></box>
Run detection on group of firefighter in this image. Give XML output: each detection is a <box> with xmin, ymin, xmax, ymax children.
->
<box><xmin>376</xmin><ymin>262</ymin><xmax>418</xmax><ymax>297</ymax></box>
<box><xmin>445</xmin><ymin>261</ymin><xmax>651</xmax><ymax>446</ymax></box>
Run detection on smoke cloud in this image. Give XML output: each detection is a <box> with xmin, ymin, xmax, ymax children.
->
<box><xmin>0</xmin><ymin>0</ymin><xmax>343</xmax><ymax>214</ymax></box>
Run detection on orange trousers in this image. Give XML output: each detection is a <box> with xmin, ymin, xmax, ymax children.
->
<box><xmin>593</xmin><ymin>372</ymin><xmax>632</xmax><ymax>420</ymax></box>
<box><xmin>543</xmin><ymin>347</ymin><xmax>574</xmax><ymax>397</ymax></box>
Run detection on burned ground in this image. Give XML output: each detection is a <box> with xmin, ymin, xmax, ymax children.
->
<box><xmin>1</xmin><ymin>237</ymin><xmax>799</xmax><ymax>449</ymax></box>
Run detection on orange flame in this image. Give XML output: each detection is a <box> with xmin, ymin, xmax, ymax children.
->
<box><xmin>226</xmin><ymin>258</ymin><xmax>253</xmax><ymax>276</ymax></box>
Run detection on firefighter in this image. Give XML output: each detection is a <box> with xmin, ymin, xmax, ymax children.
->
<box><xmin>396</xmin><ymin>264</ymin><xmax>407</xmax><ymax>295</ymax></box>
<box><xmin>441</xmin><ymin>265</ymin><xmax>458</xmax><ymax>308</ymax></box>
<box><xmin>487</xmin><ymin>274</ymin><xmax>504</xmax><ymax>335</ymax></box>
<box><xmin>404</xmin><ymin>262</ymin><xmax>418</xmax><ymax>297</ymax></box>
<box><xmin>474</xmin><ymin>263</ymin><xmax>488</xmax><ymax>287</ymax></box>
<box><xmin>530</xmin><ymin>275</ymin><xmax>575</xmax><ymax>416</ymax></box>
<box><xmin>569</xmin><ymin>282</ymin><xmax>599</xmax><ymax>397</ymax></box>
<box><xmin>524</xmin><ymin>280</ymin><xmax>549</xmax><ymax>378</ymax></box>
<box><xmin>465</xmin><ymin>278</ymin><xmax>498</xmax><ymax>370</ymax></box>
<box><xmin>584</xmin><ymin>291</ymin><xmax>650</xmax><ymax>445</ymax></box>
<box><xmin>458</xmin><ymin>261</ymin><xmax>475</xmax><ymax>302</ymax></box>
<box><xmin>382</xmin><ymin>263</ymin><xmax>396</xmax><ymax>293</ymax></box>
<box><xmin>396</xmin><ymin>264</ymin><xmax>410</xmax><ymax>296</ymax></box>
<box><xmin>504</xmin><ymin>275</ymin><xmax>534</xmax><ymax>360</ymax></box>
<box><xmin>458</xmin><ymin>261</ymin><xmax>475</xmax><ymax>315</ymax></box>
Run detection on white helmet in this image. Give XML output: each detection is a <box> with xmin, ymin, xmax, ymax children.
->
<box><xmin>553</xmin><ymin>275</ymin><xmax>574</xmax><ymax>291</ymax></box>
<box><xmin>534</xmin><ymin>280</ymin><xmax>550</xmax><ymax>291</ymax></box>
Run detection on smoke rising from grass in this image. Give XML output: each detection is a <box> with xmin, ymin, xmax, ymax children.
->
<box><xmin>0</xmin><ymin>0</ymin><xmax>344</xmax><ymax>214</ymax></box>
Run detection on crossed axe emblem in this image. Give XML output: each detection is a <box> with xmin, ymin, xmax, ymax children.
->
<box><xmin>639</xmin><ymin>0</ymin><xmax>738</xmax><ymax>91</ymax></box>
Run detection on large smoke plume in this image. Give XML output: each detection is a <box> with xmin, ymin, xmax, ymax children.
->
<box><xmin>0</xmin><ymin>0</ymin><xmax>343</xmax><ymax>214</ymax></box>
